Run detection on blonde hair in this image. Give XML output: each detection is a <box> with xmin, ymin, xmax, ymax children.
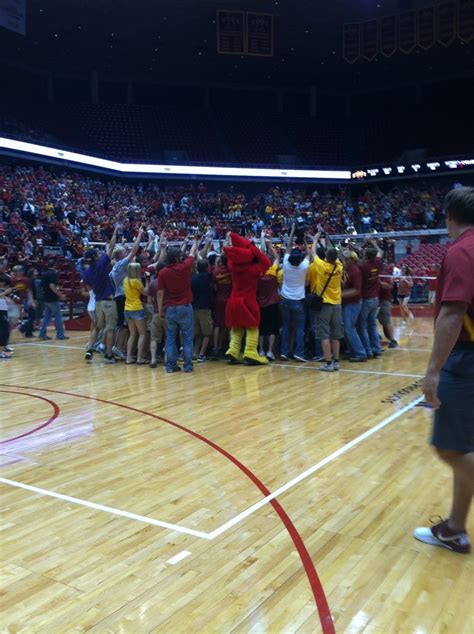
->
<box><xmin>127</xmin><ymin>263</ymin><xmax>141</xmax><ymax>280</ymax></box>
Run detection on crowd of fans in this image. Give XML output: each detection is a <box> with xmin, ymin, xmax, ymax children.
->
<box><xmin>0</xmin><ymin>164</ymin><xmax>448</xmax><ymax>267</ymax></box>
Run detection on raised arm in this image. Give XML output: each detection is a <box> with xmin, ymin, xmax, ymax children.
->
<box><xmin>107</xmin><ymin>228</ymin><xmax>118</xmax><ymax>259</ymax></box>
<box><xmin>127</xmin><ymin>228</ymin><xmax>144</xmax><ymax>263</ymax></box>
<box><xmin>286</xmin><ymin>222</ymin><xmax>296</xmax><ymax>255</ymax></box>
<box><xmin>189</xmin><ymin>236</ymin><xmax>200</xmax><ymax>259</ymax></box>
<box><xmin>370</xmin><ymin>238</ymin><xmax>383</xmax><ymax>259</ymax></box>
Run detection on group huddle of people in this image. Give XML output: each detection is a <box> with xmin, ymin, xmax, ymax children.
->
<box><xmin>53</xmin><ymin>223</ymin><xmax>404</xmax><ymax>374</ymax></box>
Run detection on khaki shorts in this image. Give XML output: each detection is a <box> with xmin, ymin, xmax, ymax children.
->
<box><xmin>194</xmin><ymin>308</ymin><xmax>213</xmax><ymax>337</ymax></box>
<box><xmin>377</xmin><ymin>299</ymin><xmax>392</xmax><ymax>327</ymax></box>
<box><xmin>144</xmin><ymin>304</ymin><xmax>154</xmax><ymax>330</ymax></box>
<box><xmin>314</xmin><ymin>303</ymin><xmax>343</xmax><ymax>340</ymax></box>
<box><xmin>150</xmin><ymin>313</ymin><xmax>165</xmax><ymax>342</ymax></box>
<box><xmin>96</xmin><ymin>300</ymin><xmax>117</xmax><ymax>332</ymax></box>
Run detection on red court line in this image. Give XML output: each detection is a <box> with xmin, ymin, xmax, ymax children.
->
<box><xmin>0</xmin><ymin>390</ymin><xmax>60</xmax><ymax>444</ymax></box>
<box><xmin>0</xmin><ymin>382</ymin><xmax>334</xmax><ymax>633</ymax></box>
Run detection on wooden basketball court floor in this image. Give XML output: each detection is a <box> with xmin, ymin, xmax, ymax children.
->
<box><xmin>1</xmin><ymin>317</ymin><xmax>473</xmax><ymax>633</ymax></box>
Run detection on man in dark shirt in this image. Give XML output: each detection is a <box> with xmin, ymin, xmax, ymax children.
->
<box><xmin>415</xmin><ymin>187</ymin><xmax>474</xmax><ymax>554</ymax></box>
<box><xmin>83</xmin><ymin>229</ymin><xmax>118</xmax><ymax>363</ymax></box>
<box><xmin>38</xmin><ymin>261</ymin><xmax>68</xmax><ymax>341</ymax></box>
<box><xmin>192</xmin><ymin>259</ymin><xmax>213</xmax><ymax>361</ymax></box>
<box><xmin>359</xmin><ymin>239</ymin><xmax>383</xmax><ymax>358</ymax></box>
<box><xmin>157</xmin><ymin>237</ymin><xmax>199</xmax><ymax>373</ymax></box>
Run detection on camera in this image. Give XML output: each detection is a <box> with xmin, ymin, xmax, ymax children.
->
<box><xmin>294</xmin><ymin>216</ymin><xmax>306</xmax><ymax>245</ymax></box>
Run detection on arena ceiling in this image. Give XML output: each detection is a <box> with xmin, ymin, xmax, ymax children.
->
<box><xmin>1</xmin><ymin>0</ymin><xmax>473</xmax><ymax>90</ymax></box>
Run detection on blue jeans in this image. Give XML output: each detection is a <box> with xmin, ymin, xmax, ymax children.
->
<box><xmin>359</xmin><ymin>298</ymin><xmax>382</xmax><ymax>355</ymax></box>
<box><xmin>165</xmin><ymin>304</ymin><xmax>194</xmax><ymax>371</ymax></box>
<box><xmin>280</xmin><ymin>298</ymin><xmax>305</xmax><ymax>358</ymax></box>
<box><xmin>39</xmin><ymin>301</ymin><xmax>65</xmax><ymax>339</ymax></box>
<box><xmin>343</xmin><ymin>303</ymin><xmax>366</xmax><ymax>358</ymax></box>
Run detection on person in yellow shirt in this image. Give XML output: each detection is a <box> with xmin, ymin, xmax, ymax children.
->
<box><xmin>308</xmin><ymin>233</ymin><xmax>343</xmax><ymax>372</ymax></box>
<box><xmin>124</xmin><ymin>263</ymin><xmax>149</xmax><ymax>364</ymax></box>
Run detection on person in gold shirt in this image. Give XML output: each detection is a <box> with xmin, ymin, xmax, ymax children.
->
<box><xmin>307</xmin><ymin>232</ymin><xmax>343</xmax><ymax>372</ymax></box>
<box><xmin>124</xmin><ymin>263</ymin><xmax>149</xmax><ymax>364</ymax></box>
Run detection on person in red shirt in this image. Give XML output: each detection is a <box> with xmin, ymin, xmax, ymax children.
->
<box><xmin>341</xmin><ymin>251</ymin><xmax>367</xmax><ymax>361</ymax></box>
<box><xmin>359</xmin><ymin>239</ymin><xmax>383</xmax><ymax>358</ymax></box>
<box><xmin>211</xmin><ymin>255</ymin><xmax>232</xmax><ymax>359</ymax></box>
<box><xmin>157</xmin><ymin>237</ymin><xmax>199</xmax><ymax>373</ymax></box>
<box><xmin>378</xmin><ymin>280</ymin><xmax>398</xmax><ymax>348</ymax></box>
<box><xmin>416</xmin><ymin>186</ymin><xmax>474</xmax><ymax>554</ymax></box>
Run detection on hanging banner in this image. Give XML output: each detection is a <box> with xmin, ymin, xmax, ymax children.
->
<box><xmin>398</xmin><ymin>10</ymin><xmax>416</xmax><ymax>53</ymax></box>
<box><xmin>417</xmin><ymin>6</ymin><xmax>436</xmax><ymax>49</ymax></box>
<box><xmin>246</xmin><ymin>12</ymin><xmax>273</xmax><ymax>57</ymax></box>
<box><xmin>380</xmin><ymin>15</ymin><xmax>397</xmax><ymax>57</ymax></box>
<box><xmin>343</xmin><ymin>22</ymin><xmax>361</xmax><ymax>63</ymax></box>
<box><xmin>217</xmin><ymin>10</ymin><xmax>245</xmax><ymax>55</ymax></box>
<box><xmin>458</xmin><ymin>0</ymin><xmax>474</xmax><ymax>42</ymax></box>
<box><xmin>437</xmin><ymin>1</ymin><xmax>457</xmax><ymax>46</ymax></box>
<box><xmin>362</xmin><ymin>19</ymin><xmax>378</xmax><ymax>60</ymax></box>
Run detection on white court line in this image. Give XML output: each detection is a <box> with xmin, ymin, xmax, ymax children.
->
<box><xmin>14</xmin><ymin>343</ymin><xmax>85</xmax><ymax>350</ymax></box>
<box><xmin>396</xmin><ymin>347</ymin><xmax>431</xmax><ymax>352</ymax></box>
<box><xmin>208</xmin><ymin>395</ymin><xmax>424</xmax><ymax>539</ymax></box>
<box><xmin>272</xmin><ymin>363</ymin><xmax>423</xmax><ymax>379</ymax></box>
<box><xmin>14</xmin><ymin>335</ymin><xmax>89</xmax><ymax>346</ymax></box>
<box><xmin>167</xmin><ymin>550</ymin><xmax>192</xmax><ymax>565</ymax></box>
<box><xmin>0</xmin><ymin>477</ymin><xmax>212</xmax><ymax>540</ymax></box>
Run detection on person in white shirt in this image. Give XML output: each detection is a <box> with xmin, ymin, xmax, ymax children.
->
<box><xmin>280</xmin><ymin>222</ymin><xmax>309</xmax><ymax>362</ymax></box>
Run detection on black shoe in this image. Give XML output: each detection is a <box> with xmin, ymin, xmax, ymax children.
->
<box><xmin>388</xmin><ymin>340</ymin><xmax>398</xmax><ymax>349</ymax></box>
<box><xmin>373</xmin><ymin>351</ymin><xmax>383</xmax><ymax>358</ymax></box>
<box><xmin>39</xmin><ymin>335</ymin><xmax>52</xmax><ymax>341</ymax></box>
<box><xmin>103</xmin><ymin>355</ymin><xmax>116</xmax><ymax>364</ymax></box>
<box><xmin>280</xmin><ymin>354</ymin><xmax>289</xmax><ymax>361</ymax></box>
<box><xmin>57</xmin><ymin>336</ymin><xmax>70</xmax><ymax>340</ymax></box>
<box><xmin>349</xmin><ymin>356</ymin><xmax>367</xmax><ymax>362</ymax></box>
<box><xmin>149</xmin><ymin>362</ymin><xmax>157</xmax><ymax>368</ymax></box>
<box><xmin>85</xmin><ymin>350</ymin><xmax>93</xmax><ymax>362</ymax></box>
<box><xmin>166</xmin><ymin>366</ymin><xmax>181</xmax><ymax>373</ymax></box>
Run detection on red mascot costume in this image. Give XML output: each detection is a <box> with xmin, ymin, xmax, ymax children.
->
<box><xmin>223</xmin><ymin>233</ymin><xmax>271</xmax><ymax>365</ymax></box>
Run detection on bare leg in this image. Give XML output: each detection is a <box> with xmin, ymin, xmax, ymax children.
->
<box><xmin>259</xmin><ymin>335</ymin><xmax>264</xmax><ymax>354</ymax></box>
<box><xmin>194</xmin><ymin>335</ymin><xmax>202</xmax><ymax>356</ymax></box>
<box><xmin>116</xmin><ymin>327</ymin><xmax>128</xmax><ymax>353</ymax></box>
<box><xmin>331</xmin><ymin>338</ymin><xmax>340</xmax><ymax>360</ymax></box>
<box><xmin>437</xmin><ymin>449</ymin><xmax>474</xmax><ymax>532</ymax></box>
<box><xmin>268</xmin><ymin>334</ymin><xmax>276</xmax><ymax>354</ymax></box>
<box><xmin>127</xmin><ymin>320</ymin><xmax>137</xmax><ymax>362</ymax></box>
<box><xmin>150</xmin><ymin>339</ymin><xmax>158</xmax><ymax>364</ymax></box>
<box><xmin>200</xmin><ymin>336</ymin><xmax>210</xmax><ymax>356</ymax></box>
<box><xmin>136</xmin><ymin>319</ymin><xmax>146</xmax><ymax>362</ymax></box>
<box><xmin>105</xmin><ymin>328</ymin><xmax>114</xmax><ymax>356</ymax></box>
<box><xmin>322</xmin><ymin>338</ymin><xmax>332</xmax><ymax>362</ymax></box>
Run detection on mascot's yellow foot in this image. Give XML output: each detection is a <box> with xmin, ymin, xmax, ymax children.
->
<box><xmin>225</xmin><ymin>348</ymin><xmax>244</xmax><ymax>364</ymax></box>
<box><xmin>243</xmin><ymin>350</ymin><xmax>269</xmax><ymax>365</ymax></box>
<box><xmin>243</xmin><ymin>327</ymin><xmax>268</xmax><ymax>365</ymax></box>
<box><xmin>226</xmin><ymin>328</ymin><xmax>244</xmax><ymax>364</ymax></box>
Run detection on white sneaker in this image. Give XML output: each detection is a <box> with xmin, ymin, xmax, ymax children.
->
<box><xmin>319</xmin><ymin>362</ymin><xmax>334</xmax><ymax>372</ymax></box>
<box><xmin>293</xmin><ymin>355</ymin><xmax>307</xmax><ymax>362</ymax></box>
<box><xmin>259</xmin><ymin>350</ymin><xmax>265</xmax><ymax>357</ymax></box>
<box><xmin>112</xmin><ymin>346</ymin><xmax>126</xmax><ymax>361</ymax></box>
<box><xmin>266</xmin><ymin>351</ymin><xmax>275</xmax><ymax>361</ymax></box>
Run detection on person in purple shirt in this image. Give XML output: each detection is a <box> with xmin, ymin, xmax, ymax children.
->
<box><xmin>83</xmin><ymin>229</ymin><xmax>118</xmax><ymax>363</ymax></box>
